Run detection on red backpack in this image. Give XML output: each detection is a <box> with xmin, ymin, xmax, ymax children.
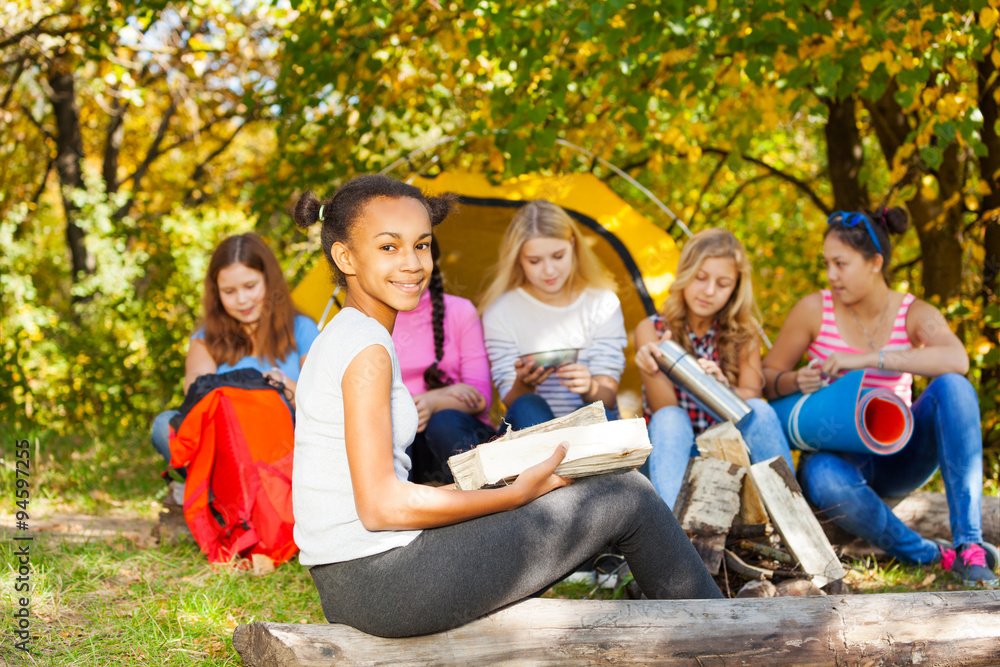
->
<box><xmin>168</xmin><ymin>370</ymin><xmax>297</xmax><ymax>566</ymax></box>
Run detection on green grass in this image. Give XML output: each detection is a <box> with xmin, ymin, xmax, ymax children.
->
<box><xmin>0</xmin><ymin>428</ymin><xmax>996</xmax><ymax>665</ymax></box>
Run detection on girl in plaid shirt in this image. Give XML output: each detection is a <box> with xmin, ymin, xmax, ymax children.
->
<box><xmin>633</xmin><ymin>229</ymin><xmax>793</xmax><ymax>510</ymax></box>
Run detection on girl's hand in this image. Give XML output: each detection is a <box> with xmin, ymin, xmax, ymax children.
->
<box><xmin>263</xmin><ymin>368</ymin><xmax>297</xmax><ymax>404</ymax></box>
<box><xmin>635</xmin><ymin>341</ymin><xmax>665</xmax><ymax>375</ymax></box>
<box><xmin>442</xmin><ymin>383</ymin><xmax>487</xmax><ymax>412</ymax></box>
<box><xmin>514</xmin><ymin>358</ymin><xmax>555</xmax><ymax>388</ymax></box>
<box><xmin>412</xmin><ymin>394</ymin><xmax>433</xmax><ymax>432</ymax></box>
<box><xmin>555</xmin><ymin>362</ymin><xmax>593</xmax><ymax>396</ymax></box>
<box><xmin>821</xmin><ymin>351</ymin><xmax>870</xmax><ymax>378</ymax></box>
<box><xmin>795</xmin><ymin>361</ymin><xmax>825</xmax><ymax>395</ymax></box>
<box><xmin>697</xmin><ymin>358</ymin><xmax>730</xmax><ymax>387</ymax></box>
<box><xmin>512</xmin><ymin>442</ymin><xmax>573</xmax><ymax>503</ymax></box>
<box><xmin>635</xmin><ymin>326</ymin><xmax>673</xmax><ymax>375</ymax></box>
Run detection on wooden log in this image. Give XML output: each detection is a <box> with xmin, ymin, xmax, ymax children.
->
<box><xmin>448</xmin><ymin>417</ymin><xmax>651</xmax><ymax>490</ymax></box>
<box><xmin>696</xmin><ymin>421</ymin><xmax>769</xmax><ymax>524</ymax></box>
<box><xmin>233</xmin><ymin>592</ymin><xmax>1000</xmax><ymax>666</ymax></box>
<box><xmin>749</xmin><ymin>456</ymin><xmax>847</xmax><ymax>587</ymax></box>
<box><xmin>497</xmin><ymin>401</ymin><xmax>607</xmax><ymax>440</ymax></box>
<box><xmin>889</xmin><ymin>491</ymin><xmax>1000</xmax><ymax>546</ymax></box>
<box><xmin>675</xmin><ymin>457</ymin><xmax>745</xmax><ymax>574</ymax></box>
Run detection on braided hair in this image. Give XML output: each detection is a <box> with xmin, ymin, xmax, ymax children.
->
<box><xmin>292</xmin><ymin>174</ymin><xmax>457</xmax><ymax>286</ymax></box>
<box><xmin>422</xmin><ymin>237</ymin><xmax>452</xmax><ymax>390</ymax></box>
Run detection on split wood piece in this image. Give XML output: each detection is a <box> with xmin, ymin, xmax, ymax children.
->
<box><xmin>749</xmin><ymin>456</ymin><xmax>847</xmax><ymax>588</ymax></box>
<box><xmin>696</xmin><ymin>421</ymin><xmax>768</xmax><ymax>524</ymax></box>
<box><xmin>497</xmin><ymin>401</ymin><xmax>607</xmax><ymax>441</ymax></box>
<box><xmin>729</xmin><ymin>523</ymin><xmax>773</xmax><ymax>540</ymax></box>
<box><xmin>675</xmin><ymin>457</ymin><xmax>745</xmax><ymax>574</ymax></box>
<box><xmin>737</xmin><ymin>539</ymin><xmax>795</xmax><ymax>566</ymax></box>
<box><xmin>448</xmin><ymin>417</ymin><xmax>651</xmax><ymax>491</ymax></box>
<box><xmin>233</xmin><ymin>592</ymin><xmax>1000</xmax><ymax>667</ymax></box>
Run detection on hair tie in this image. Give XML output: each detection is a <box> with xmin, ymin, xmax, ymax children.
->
<box><xmin>827</xmin><ymin>210</ymin><xmax>883</xmax><ymax>256</ymax></box>
<box><xmin>318</xmin><ymin>205</ymin><xmax>325</xmax><ymax>222</ymax></box>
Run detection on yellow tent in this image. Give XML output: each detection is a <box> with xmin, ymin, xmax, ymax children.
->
<box><xmin>291</xmin><ymin>171</ymin><xmax>681</xmax><ymax>417</ymax></box>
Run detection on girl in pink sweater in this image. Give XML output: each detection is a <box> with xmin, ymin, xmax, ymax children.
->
<box><xmin>392</xmin><ymin>239</ymin><xmax>497</xmax><ymax>484</ymax></box>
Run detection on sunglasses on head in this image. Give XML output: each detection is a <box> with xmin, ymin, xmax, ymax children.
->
<box><xmin>826</xmin><ymin>210</ymin><xmax>883</xmax><ymax>256</ymax></box>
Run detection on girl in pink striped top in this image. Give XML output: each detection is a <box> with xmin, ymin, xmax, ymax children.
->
<box><xmin>763</xmin><ymin>207</ymin><xmax>996</xmax><ymax>587</ymax></box>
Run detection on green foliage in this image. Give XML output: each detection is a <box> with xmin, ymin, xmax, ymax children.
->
<box><xmin>0</xmin><ymin>169</ymin><xmax>253</xmax><ymax>437</ymax></box>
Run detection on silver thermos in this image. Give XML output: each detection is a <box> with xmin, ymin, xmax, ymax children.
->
<box><xmin>655</xmin><ymin>339</ymin><xmax>753</xmax><ymax>427</ymax></box>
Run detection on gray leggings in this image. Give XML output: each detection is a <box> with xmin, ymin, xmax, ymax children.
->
<box><xmin>309</xmin><ymin>470</ymin><xmax>722</xmax><ymax>637</ymax></box>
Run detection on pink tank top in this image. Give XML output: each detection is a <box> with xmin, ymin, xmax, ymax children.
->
<box><xmin>806</xmin><ymin>289</ymin><xmax>915</xmax><ymax>405</ymax></box>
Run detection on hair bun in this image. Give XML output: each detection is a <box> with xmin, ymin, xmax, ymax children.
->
<box><xmin>293</xmin><ymin>191</ymin><xmax>323</xmax><ymax>230</ymax></box>
<box><xmin>425</xmin><ymin>192</ymin><xmax>458</xmax><ymax>227</ymax></box>
<box><xmin>882</xmin><ymin>206</ymin><xmax>909</xmax><ymax>235</ymax></box>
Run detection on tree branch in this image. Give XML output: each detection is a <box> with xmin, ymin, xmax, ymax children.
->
<box><xmin>103</xmin><ymin>91</ymin><xmax>128</xmax><ymax>193</ymax></box>
<box><xmin>114</xmin><ymin>97</ymin><xmax>177</xmax><ymax>220</ymax></box>
<box><xmin>0</xmin><ymin>12</ymin><xmax>90</xmax><ymax>50</ymax></box>
<box><xmin>707</xmin><ymin>174</ymin><xmax>769</xmax><ymax>223</ymax></box>
<box><xmin>1</xmin><ymin>57</ymin><xmax>27</xmax><ymax>109</ymax></box>
<box><xmin>690</xmin><ymin>152</ymin><xmax>728</xmax><ymax>229</ymax></box>
<box><xmin>181</xmin><ymin>121</ymin><xmax>247</xmax><ymax>206</ymax></box>
<box><xmin>701</xmin><ymin>147</ymin><xmax>831</xmax><ymax>215</ymax></box>
<box><xmin>31</xmin><ymin>156</ymin><xmax>54</xmax><ymax>204</ymax></box>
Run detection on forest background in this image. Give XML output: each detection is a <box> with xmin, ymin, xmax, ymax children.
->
<box><xmin>3</xmin><ymin>0</ymin><xmax>1000</xmax><ymax>473</ymax></box>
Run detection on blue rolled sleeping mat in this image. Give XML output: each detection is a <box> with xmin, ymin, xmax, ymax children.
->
<box><xmin>769</xmin><ymin>369</ymin><xmax>913</xmax><ymax>455</ymax></box>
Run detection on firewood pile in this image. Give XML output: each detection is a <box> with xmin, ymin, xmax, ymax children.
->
<box><xmin>675</xmin><ymin>422</ymin><xmax>847</xmax><ymax>598</ymax></box>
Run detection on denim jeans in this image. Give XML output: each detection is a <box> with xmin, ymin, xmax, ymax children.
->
<box><xmin>151</xmin><ymin>409</ymin><xmax>180</xmax><ymax>464</ymax></box>
<box><xmin>797</xmin><ymin>373</ymin><xmax>984</xmax><ymax>564</ymax></box>
<box><xmin>500</xmin><ymin>393</ymin><xmax>620</xmax><ymax>434</ymax></box>
<box><xmin>408</xmin><ymin>409</ymin><xmax>497</xmax><ymax>485</ymax></box>
<box><xmin>647</xmin><ymin>398</ymin><xmax>795</xmax><ymax>511</ymax></box>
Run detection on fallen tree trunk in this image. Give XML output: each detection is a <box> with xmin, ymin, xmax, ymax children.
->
<box><xmin>890</xmin><ymin>491</ymin><xmax>1000</xmax><ymax>546</ymax></box>
<box><xmin>233</xmin><ymin>592</ymin><xmax>1000</xmax><ymax>666</ymax></box>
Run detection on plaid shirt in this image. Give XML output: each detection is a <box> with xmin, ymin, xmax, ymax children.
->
<box><xmin>643</xmin><ymin>315</ymin><xmax>720</xmax><ymax>436</ymax></box>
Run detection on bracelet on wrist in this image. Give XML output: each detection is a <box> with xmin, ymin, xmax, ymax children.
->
<box><xmin>774</xmin><ymin>371</ymin><xmax>789</xmax><ymax>398</ymax></box>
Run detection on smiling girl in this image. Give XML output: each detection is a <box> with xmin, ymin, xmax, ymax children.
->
<box><xmin>762</xmin><ymin>208</ymin><xmax>997</xmax><ymax>587</ymax></box>
<box><xmin>480</xmin><ymin>200</ymin><xmax>627</xmax><ymax>430</ymax></box>
<box><xmin>290</xmin><ymin>176</ymin><xmax>721</xmax><ymax>638</ymax></box>
<box><xmin>633</xmin><ymin>229</ymin><xmax>793</xmax><ymax>509</ymax></box>
<box><xmin>149</xmin><ymin>233</ymin><xmax>319</xmax><ymax>463</ymax></box>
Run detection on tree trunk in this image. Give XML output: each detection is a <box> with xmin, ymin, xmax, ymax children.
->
<box><xmin>906</xmin><ymin>142</ymin><xmax>965</xmax><ymax>302</ymax></box>
<box><xmin>866</xmin><ymin>85</ymin><xmax>964</xmax><ymax>301</ymax></box>
<box><xmin>978</xmin><ymin>54</ymin><xmax>1000</xmax><ymax>404</ymax></box>
<box><xmin>824</xmin><ymin>96</ymin><xmax>869</xmax><ymax>211</ymax></box>
<box><xmin>48</xmin><ymin>57</ymin><xmax>92</xmax><ymax>282</ymax></box>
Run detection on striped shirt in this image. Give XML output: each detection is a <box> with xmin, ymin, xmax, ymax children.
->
<box><xmin>806</xmin><ymin>289</ymin><xmax>915</xmax><ymax>405</ymax></box>
<box><xmin>482</xmin><ymin>287</ymin><xmax>627</xmax><ymax>418</ymax></box>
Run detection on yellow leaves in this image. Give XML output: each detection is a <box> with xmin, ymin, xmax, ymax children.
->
<box><xmin>920</xmin><ymin>175</ymin><xmax>938</xmax><ymax>202</ymax></box>
<box><xmin>609</xmin><ymin>14</ymin><xmax>626</xmax><ymax>30</ymax></box>
<box><xmin>899</xmin><ymin>53</ymin><xmax>920</xmax><ymax>70</ymax></box>
<box><xmin>707</xmin><ymin>0</ymin><xmax>717</xmax><ymax>11</ymax></box>
<box><xmin>686</xmin><ymin>144</ymin><xmax>702</xmax><ymax>163</ymax></box>
<box><xmin>936</xmin><ymin>92</ymin><xmax>970</xmax><ymax>120</ymax></box>
<box><xmin>977</xmin><ymin>180</ymin><xmax>993</xmax><ymax>196</ymax></box>
<box><xmin>848</xmin><ymin>1</ymin><xmax>863</xmax><ymax>21</ymax></box>
<box><xmin>861</xmin><ymin>53</ymin><xmax>883</xmax><ymax>73</ymax></box>
<box><xmin>992</xmin><ymin>47</ymin><xmax>1000</xmax><ymax>70</ymax></box>
<box><xmin>966</xmin><ymin>195</ymin><xmax>980</xmax><ymax>212</ymax></box>
<box><xmin>981</xmin><ymin>6</ymin><xmax>999</xmax><ymax>30</ymax></box>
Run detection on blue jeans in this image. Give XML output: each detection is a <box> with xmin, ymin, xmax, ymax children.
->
<box><xmin>500</xmin><ymin>393</ymin><xmax>620</xmax><ymax>434</ymax></box>
<box><xmin>647</xmin><ymin>398</ymin><xmax>795</xmax><ymax>511</ymax></box>
<box><xmin>797</xmin><ymin>373</ymin><xmax>984</xmax><ymax>564</ymax></box>
<box><xmin>408</xmin><ymin>409</ymin><xmax>498</xmax><ymax>485</ymax></box>
<box><xmin>151</xmin><ymin>410</ymin><xmax>180</xmax><ymax>464</ymax></box>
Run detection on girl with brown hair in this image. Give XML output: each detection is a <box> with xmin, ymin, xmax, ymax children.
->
<box><xmin>150</xmin><ymin>233</ymin><xmax>319</xmax><ymax>463</ymax></box>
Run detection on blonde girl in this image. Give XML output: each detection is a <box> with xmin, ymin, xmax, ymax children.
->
<box><xmin>480</xmin><ymin>200</ymin><xmax>627</xmax><ymax>430</ymax></box>
<box><xmin>634</xmin><ymin>229</ymin><xmax>793</xmax><ymax>509</ymax></box>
